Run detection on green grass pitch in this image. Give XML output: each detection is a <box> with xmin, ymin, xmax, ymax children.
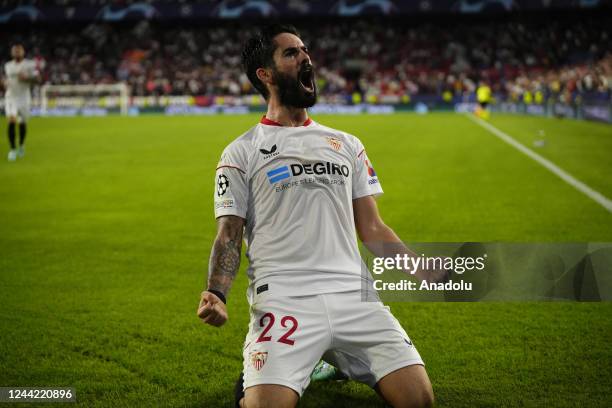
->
<box><xmin>1</xmin><ymin>113</ymin><xmax>611</xmax><ymax>407</ymax></box>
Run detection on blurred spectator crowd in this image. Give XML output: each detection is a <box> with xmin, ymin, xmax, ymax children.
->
<box><xmin>0</xmin><ymin>0</ymin><xmax>220</xmax><ymax>6</ymax></box>
<box><xmin>1</xmin><ymin>15</ymin><xmax>610</xmax><ymax>104</ymax></box>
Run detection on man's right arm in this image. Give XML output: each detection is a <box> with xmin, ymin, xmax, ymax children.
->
<box><xmin>197</xmin><ymin>215</ymin><xmax>245</xmax><ymax>327</ymax></box>
<box><xmin>2</xmin><ymin>64</ymin><xmax>7</xmax><ymax>90</ymax></box>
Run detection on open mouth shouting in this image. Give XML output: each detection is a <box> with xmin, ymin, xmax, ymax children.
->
<box><xmin>299</xmin><ymin>64</ymin><xmax>315</xmax><ymax>93</ymax></box>
<box><xmin>273</xmin><ymin>62</ymin><xmax>318</xmax><ymax>108</ymax></box>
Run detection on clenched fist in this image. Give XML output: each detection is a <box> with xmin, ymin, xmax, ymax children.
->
<box><xmin>197</xmin><ymin>291</ymin><xmax>228</xmax><ymax>327</ymax></box>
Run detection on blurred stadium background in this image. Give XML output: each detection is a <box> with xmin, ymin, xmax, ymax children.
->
<box><xmin>1</xmin><ymin>1</ymin><xmax>611</xmax><ymax>407</ymax></box>
<box><xmin>0</xmin><ymin>0</ymin><xmax>611</xmax><ymax>120</ymax></box>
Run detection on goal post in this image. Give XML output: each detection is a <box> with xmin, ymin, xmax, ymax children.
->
<box><xmin>40</xmin><ymin>83</ymin><xmax>130</xmax><ymax>116</ymax></box>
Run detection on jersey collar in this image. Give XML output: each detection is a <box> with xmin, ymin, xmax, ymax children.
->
<box><xmin>260</xmin><ymin>115</ymin><xmax>312</xmax><ymax>127</ymax></box>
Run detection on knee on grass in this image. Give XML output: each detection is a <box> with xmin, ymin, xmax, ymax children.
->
<box><xmin>377</xmin><ymin>365</ymin><xmax>435</xmax><ymax>408</ymax></box>
<box><xmin>243</xmin><ymin>385</ymin><xmax>298</xmax><ymax>408</ymax></box>
<box><xmin>393</xmin><ymin>387</ymin><xmax>434</xmax><ymax>408</ymax></box>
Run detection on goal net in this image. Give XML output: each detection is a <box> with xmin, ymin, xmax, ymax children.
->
<box><xmin>40</xmin><ymin>83</ymin><xmax>130</xmax><ymax>116</ymax></box>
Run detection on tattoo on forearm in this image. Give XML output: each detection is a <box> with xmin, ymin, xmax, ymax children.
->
<box><xmin>207</xmin><ymin>217</ymin><xmax>243</xmax><ymax>296</ymax></box>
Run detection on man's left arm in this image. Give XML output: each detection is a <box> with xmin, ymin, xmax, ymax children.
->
<box><xmin>353</xmin><ymin>195</ymin><xmax>448</xmax><ymax>283</ymax></box>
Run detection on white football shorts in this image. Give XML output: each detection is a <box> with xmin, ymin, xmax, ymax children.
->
<box><xmin>4</xmin><ymin>98</ymin><xmax>31</xmax><ymax>123</ymax></box>
<box><xmin>242</xmin><ymin>290</ymin><xmax>424</xmax><ymax>396</ymax></box>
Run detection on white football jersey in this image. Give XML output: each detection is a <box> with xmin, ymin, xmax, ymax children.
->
<box><xmin>4</xmin><ymin>59</ymin><xmax>37</xmax><ymax>102</ymax></box>
<box><xmin>214</xmin><ymin>116</ymin><xmax>383</xmax><ymax>302</ymax></box>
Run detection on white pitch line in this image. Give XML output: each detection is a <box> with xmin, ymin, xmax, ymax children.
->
<box><xmin>466</xmin><ymin>114</ymin><xmax>612</xmax><ymax>213</ymax></box>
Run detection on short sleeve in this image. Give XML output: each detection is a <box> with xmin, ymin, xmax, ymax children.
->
<box><xmin>352</xmin><ymin>138</ymin><xmax>383</xmax><ymax>199</ymax></box>
<box><xmin>214</xmin><ymin>144</ymin><xmax>248</xmax><ymax>219</ymax></box>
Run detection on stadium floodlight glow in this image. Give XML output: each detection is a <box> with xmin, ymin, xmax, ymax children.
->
<box><xmin>40</xmin><ymin>83</ymin><xmax>130</xmax><ymax>116</ymax></box>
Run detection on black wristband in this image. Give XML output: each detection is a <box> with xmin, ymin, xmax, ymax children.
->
<box><xmin>207</xmin><ymin>289</ymin><xmax>227</xmax><ymax>304</ymax></box>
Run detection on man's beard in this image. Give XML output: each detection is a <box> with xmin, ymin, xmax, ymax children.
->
<box><xmin>272</xmin><ymin>65</ymin><xmax>317</xmax><ymax>109</ymax></box>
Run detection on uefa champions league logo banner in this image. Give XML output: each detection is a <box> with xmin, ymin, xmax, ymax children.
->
<box><xmin>359</xmin><ymin>242</ymin><xmax>612</xmax><ymax>302</ymax></box>
<box><xmin>0</xmin><ymin>1</ymin><xmax>605</xmax><ymax>24</ymax></box>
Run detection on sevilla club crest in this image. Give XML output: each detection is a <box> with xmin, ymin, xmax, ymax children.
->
<box><xmin>326</xmin><ymin>137</ymin><xmax>342</xmax><ymax>151</ymax></box>
<box><xmin>250</xmin><ymin>351</ymin><xmax>268</xmax><ymax>371</ymax></box>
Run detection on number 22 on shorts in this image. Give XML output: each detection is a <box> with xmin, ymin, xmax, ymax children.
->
<box><xmin>256</xmin><ymin>312</ymin><xmax>298</xmax><ymax>345</ymax></box>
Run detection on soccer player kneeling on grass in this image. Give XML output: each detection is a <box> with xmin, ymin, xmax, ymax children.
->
<box><xmin>197</xmin><ymin>24</ymin><xmax>446</xmax><ymax>408</ymax></box>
